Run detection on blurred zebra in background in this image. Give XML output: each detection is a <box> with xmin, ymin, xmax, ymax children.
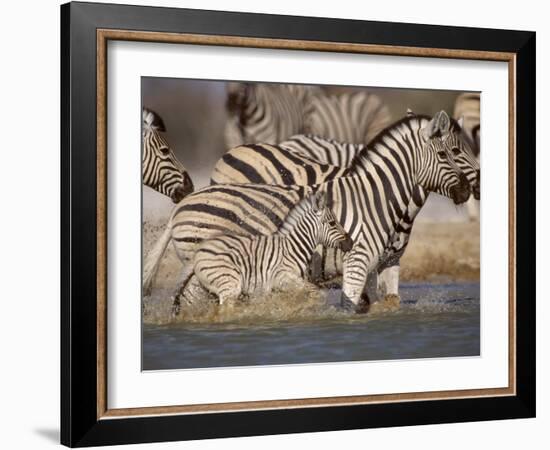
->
<box><xmin>453</xmin><ymin>93</ymin><xmax>480</xmax><ymax>221</ymax></box>
<box><xmin>142</xmin><ymin>108</ymin><xmax>194</xmax><ymax>203</ymax></box>
<box><xmin>224</xmin><ymin>83</ymin><xmax>321</xmax><ymax>148</ymax></box>
<box><xmin>224</xmin><ymin>82</ymin><xmax>391</xmax><ymax>159</ymax></box>
<box><xmin>173</xmin><ymin>192</ymin><xmax>352</xmax><ymax>314</ymax></box>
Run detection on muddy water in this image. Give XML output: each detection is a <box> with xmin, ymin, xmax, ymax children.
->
<box><xmin>142</xmin><ymin>282</ymin><xmax>479</xmax><ymax>370</ymax></box>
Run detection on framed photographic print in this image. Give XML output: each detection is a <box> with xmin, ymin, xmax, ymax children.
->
<box><xmin>61</xmin><ymin>1</ymin><xmax>536</xmax><ymax>447</ymax></box>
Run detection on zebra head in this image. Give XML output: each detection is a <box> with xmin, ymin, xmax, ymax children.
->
<box><xmin>310</xmin><ymin>192</ymin><xmax>354</xmax><ymax>252</ymax></box>
<box><xmin>417</xmin><ymin>111</ymin><xmax>475</xmax><ymax>205</ymax></box>
<box><xmin>142</xmin><ymin>108</ymin><xmax>194</xmax><ymax>203</ymax></box>
<box><xmin>453</xmin><ymin>115</ymin><xmax>480</xmax><ymax>200</ymax></box>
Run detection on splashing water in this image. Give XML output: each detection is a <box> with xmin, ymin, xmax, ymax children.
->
<box><xmin>142</xmin><ymin>282</ymin><xmax>480</xmax><ymax>370</ymax></box>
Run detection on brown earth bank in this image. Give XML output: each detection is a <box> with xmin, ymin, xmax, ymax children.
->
<box><xmin>143</xmin><ymin>221</ymin><xmax>479</xmax><ymax>289</ymax></box>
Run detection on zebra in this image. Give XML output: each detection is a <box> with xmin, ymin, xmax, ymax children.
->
<box><xmin>143</xmin><ymin>110</ymin><xmax>479</xmax><ymax>312</ymax></box>
<box><xmin>142</xmin><ymin>108</ymin><xmax>194</xmax><ymax>203</ymax></box>
<box><xmin>224</xmin><ymin>82</ymin><xmax>391</xmax><ymax>152</ymax></box>
<box><xmin>307</xmin><ymin>90</ymin><xmax>392</xmax><ymax>148</ymax></box>
<box><xmin>210</xmin><ymin>111</ymin><xmax>479</xmax><ymax>302</ymax></box>
<box><xmin>210</xmin><ymin>137</ymin><xmax>353</xmax><ymax>186</ymax></box>
<box><xmin>172</xmin><ymin>191</ymin><xmax>353</xmax><ymax>315</ymax></box>
<box><xmin>224</xmin><ymin>82</ymin><xmax>321</xmax><ymax>148</ymax></box>
<box><xmin>453</xmin><ymin>93</ymin><xmax>480</xmax><ymax>221</ymax></box>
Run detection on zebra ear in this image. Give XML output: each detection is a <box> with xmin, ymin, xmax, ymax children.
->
<box><xmin>406</xmin><ymin>108</ymin><xmax>415</xmax><ymax>117</ymax></box>
<box><xmin>457</xmin><ymin>115</ymin><xmax>465</xmax><ymax>129</ymax></box>
<box><xmin>143</xmin><ymin>108</ymin><xmax>166</xmax><ymax>132</ymax></box>
<box><xmin>421</xmin><ymin>110</ymin><xmax>450</xmax><ymax>139</ymax></box>
<box><xmin>437</xmin><ymin>110</ymin><xmax>451</xmax><ymax>135</ymax></box>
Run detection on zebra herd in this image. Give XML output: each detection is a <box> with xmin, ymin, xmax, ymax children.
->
<box><xmin>142</xmin><ymin>83</ymin><xmax>481</xmax><ymax>315</ymax></box>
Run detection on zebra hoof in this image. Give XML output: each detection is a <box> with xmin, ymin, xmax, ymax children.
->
<box><xmin>369</xmin><ymin>294</ymin><xmax>400</xmax><ymax>314</ymax></box>
<box><xmin>383</xmin><ymin>294</ymin><xmax>401</xmax><ymax>310</ymax></box>
<box><xmin>340</xmin><ymin>294</ymin><xmax>369</xmax><ymax>314</ymax></box>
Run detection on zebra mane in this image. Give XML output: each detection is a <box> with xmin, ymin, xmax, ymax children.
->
<box><xmin>142</xmin><ymin>108</ymin><xmax>166</xmax><ymax>132</ymax></box>
<box><xmin>350</xmin><ymin>112</ymin><xmax>464</xmax><ymax>167</ymax></box>
<box><xmin>276</xmin><ymin>192</ymin><xmax>323</xmax><ymax>236</ymax></box>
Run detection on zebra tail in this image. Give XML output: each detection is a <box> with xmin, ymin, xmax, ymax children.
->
<box><xmin>143</xmin><ymin>218</ymin><xmax>173</xmax><ymax>295</ymax></box>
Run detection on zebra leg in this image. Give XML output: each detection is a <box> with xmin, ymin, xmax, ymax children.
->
<box><xmin>369</xmin><ymin>264</ymin><xmax>401</xmax><ymax>313</ymax></box>
<box><xmin>218</xmin><ymin>288</ymin><xmax>241</xmax><ymax>307</ymax></box>
<box><xmin>171</xmin><ymin>265</ymin><xmax>195</xmax><ymax>317</ymax></box>
<box><xmin>378</xmin><ymin>265</ymin><xmax>400</xmax><ymax>302</ymax></box>
<box><xmin>341</xmin><ymin>247</ymin><xmax>372</xmax><ymax>313</ymax></box>
<box><xmin>363</xmin><ymin>270</ymin><xmax>379</xmax><ymax>304</ymax></box>
<box><xmin>172</xmin><ymin>274</ymin><xmax>210</xmax><ymax>317</ymax></box>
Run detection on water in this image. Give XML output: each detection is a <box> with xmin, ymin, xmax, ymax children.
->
<box><xmin>142</xmin><ymin>282</ymin><xmax>479</xmax><ymax>370</ymax></box>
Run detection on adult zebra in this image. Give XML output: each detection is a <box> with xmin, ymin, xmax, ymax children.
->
<box><xmin>209</xmin><ymin>111</ymin><xmax>479</xmax><ymax>303</ymax></box>
<box><xmin>224</xmin><ymin>82</ymin><xmax>391</xmax><ymax>153</ymax></box>
<box><xmin>143</xmin><ymin>111</ymin><xmax>478</xmax><ymax>311</ymax></box>
<box><xmin>224</xmin><ymin>83</ymin><xmax>321</xmax><ymax>148</ymax></box>
<box><xmin>142</xmin><ymin>108</ymin><xmax>194</xmax><ymax>203</ymax></box>
<box><xmin>453</xmin><ymin>93</ymin><xmax>480</xmax><ymax>221</ymax></box>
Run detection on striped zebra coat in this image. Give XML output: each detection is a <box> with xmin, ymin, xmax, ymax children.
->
<box><xmin>143</xmin><ymin>111</ymin><xmax>478</xmax><ymax>310</ymax></box>
<box><xmin>174</xmin><ymin>192</ymin><xmax>352</xmax><ymax>314</ymax></box>
<box><xmin>142</xmin><ymin>108</ymin><xmax>194</xmax><ymax>203</ymax></box>
<box><xmin>210</xmin><ymin>136</ymin><xmax>354</xmax><ymax>186</ymax></box>
<box><xmin>209</xmin><ymin>111</ymin><xmax>479</xmax><ymax>301</ymax></box>
<box><xmin>454</xmin><ymin>93</ymin><xmax>481</xmax><ymax>221</ymax></box>
<box><xmin>224</xmin><ymin>82</ymin><xmax>391</xmax><ymax>151</ymax></box>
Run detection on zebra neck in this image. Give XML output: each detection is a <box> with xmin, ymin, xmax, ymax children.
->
<box><xmin>351</xmin><ymin>116</ymin><xmax>429</xmax><ymax>181</ymax></box>
<box><xmin>278</xmin><ymin>217</ymin><xmax>318</xmax><ymax>273</ymax></box>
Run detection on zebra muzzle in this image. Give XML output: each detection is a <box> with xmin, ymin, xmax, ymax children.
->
<box><xmin>171</xmin><ymin>175</ymin><xmax>194</xmax><ymax>203</ymax></box>
<box><xmin>450</xmin><ymin>174</ymin><xmax>471</xmax><ymax>205</ymax></box>
<box><xmin>339</xmin><ymin>235</ymin><xmax>354</xmax><ymax>253</ymax></box>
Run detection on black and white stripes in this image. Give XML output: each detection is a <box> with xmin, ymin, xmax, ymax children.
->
<box><xmin>173</xmin><ymin>192</ymin><xmax>352</xmax><ymax>314</ymax></box>
<box><xmin>143</xmin><ymin>111</ymin><xmax>479</xmax><ymax>310</ymax></box>
<box><xmin>224</xmin><ymin>82</ymin><xmax>391</xmax><ymax>150</ymax></box>
<box><xmin>142</xmin><ymin>108</ymin><xmax>194</xmax><ymax>203</ymax></box>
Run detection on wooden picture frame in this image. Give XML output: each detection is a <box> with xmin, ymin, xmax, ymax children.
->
<box><xmin>61</xmin><ymin>1</ymin><xmax>535</xmax><ymax>446</ymax></box>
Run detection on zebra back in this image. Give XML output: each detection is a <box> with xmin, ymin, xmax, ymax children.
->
<box><xmin>306</xmin><ymin>91</ymin><xmax>392</xmax><ymax>149</ymax></box>
<box><xmin>210</xmin><ymin>139</ymin><xmax>351</xmax><ymax>186</ymax></box>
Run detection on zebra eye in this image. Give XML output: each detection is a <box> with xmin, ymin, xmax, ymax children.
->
<box><xmin>451</xmin><ymin>147</ymin><xmax>461</xmax><ymax>156</ymax></box>
<box><xmin>437</xmin><ymin>151</ymin><xmax>446</xmax><ymax>158</ymax></box>
<box><xmin>159</xmin><ymin>147</ymin><xmax>170</xmax><ymax>155</ymax></box>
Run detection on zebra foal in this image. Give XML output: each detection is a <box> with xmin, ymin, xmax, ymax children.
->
<box><xmin>173</xmin><ymin>192</ymin><xmax>352</xmax><ymax>314</ymax></box>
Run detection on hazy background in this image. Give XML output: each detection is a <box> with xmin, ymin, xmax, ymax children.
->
<box><xmin>142</xmin><ymin>77</ymin><xmax>472</xmax><ymax>222</ymax></box>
